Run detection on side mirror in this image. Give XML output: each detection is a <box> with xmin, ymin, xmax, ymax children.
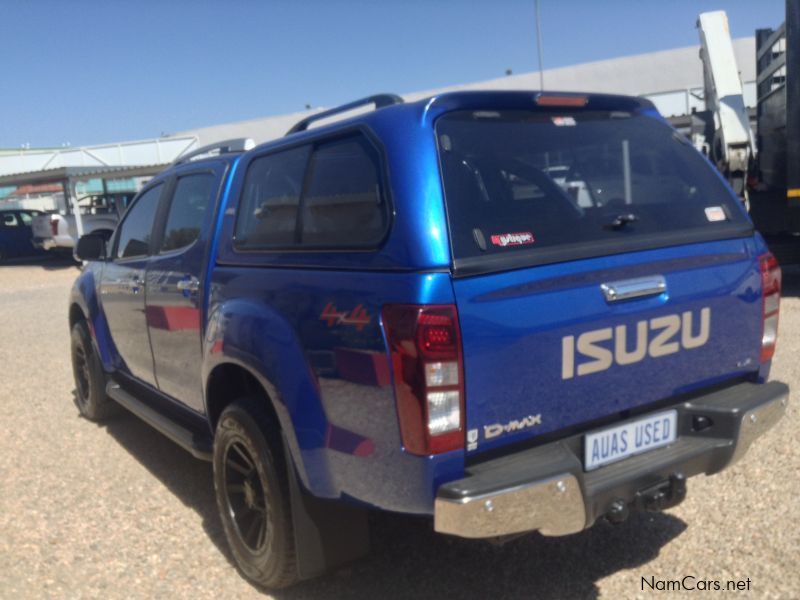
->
<box><xmin>75</xmin><ymin>234</ymin><xmax>107</xmax><ymax>262</ymax></box>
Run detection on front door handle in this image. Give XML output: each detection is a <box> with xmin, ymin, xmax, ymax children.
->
<box><xmin>176</xmin><ymin>276</ymin><xmax>200</xmax><ymax>296</ymax></box>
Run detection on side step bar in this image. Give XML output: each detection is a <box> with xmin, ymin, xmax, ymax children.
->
<box><xmin>106</xmin><ymin>381</ymin><xmax>213</xmax><ymax>461</ymax></box>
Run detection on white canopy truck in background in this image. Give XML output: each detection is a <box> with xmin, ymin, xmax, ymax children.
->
<box><xmin>31</xmin><ymin>192</ymin><xmax>135</xmax><ymax>258</ymax></box>
<box><xmin>696</xmin><ymin>11</ymin><xmax>757</xmax><ymax>206</ymax></box>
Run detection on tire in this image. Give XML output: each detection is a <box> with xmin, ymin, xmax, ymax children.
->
<box><xmin>213</xmin><ymin>398</ymin><xmax>297</xmax><ymax>589</ymax></box>
<box><xmin>70</xmin><ymin>321</ymin><xmax>117</xmax><ymax>420</ymax></box>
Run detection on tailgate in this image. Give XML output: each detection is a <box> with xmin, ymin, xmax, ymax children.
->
<box><xmin>434</xmin><ymin>99</ymin><xmax>762</xmax><ymax>457</ymax></box>
<box><xmin>454</xmin><ymin>239</ymin><xmax>763</xmax><ymax>455</ymax></box>
<box><xmin>31</xmin><ymin>215</ymin><xmax>54</xmax><ymax>239</ymax></box>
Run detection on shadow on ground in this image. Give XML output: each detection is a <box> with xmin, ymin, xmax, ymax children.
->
<box><xmin>0</xmin><ymin>253</ymin><xmax>78</xmax><ymax>271</ymax></box>
<box><xmin>100</xmin><ymin>409</ymin><xmax>231</xmax><ymax>560</ymax></box>
<box><xmin>780</xmin><ymin>264</ymin><xmax>800</xmax><ymax>297</ymax></box>
<box><xmin>99</xmin><ymin>408</ymin><xmax>686</xmax><ymax>600</ymax></box>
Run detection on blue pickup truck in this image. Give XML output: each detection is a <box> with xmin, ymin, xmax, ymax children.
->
<box><xmin>70</xmin><ymin>91</ymin><xmax>788</xmax><ymax>588</ymax></box>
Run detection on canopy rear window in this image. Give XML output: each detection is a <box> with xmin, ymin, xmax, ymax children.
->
<box><xmin>436</xmin><ymin>110</ymin><xmax>751</xmax><ymax>274</ymax></box>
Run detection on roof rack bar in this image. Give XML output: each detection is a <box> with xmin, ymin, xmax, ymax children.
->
<box><xmin>171</xmin><ymin>137</ymin><xmax>255</xmax><ymax>166</ymax></box>
<box><xmin>286</xmin><ymin>94</ymin><xmax>404</xmax><ymax>135</ymax></box>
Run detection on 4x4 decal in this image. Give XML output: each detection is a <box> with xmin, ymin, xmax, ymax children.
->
<box><xmin>320</xmin><ymin>302</ymin><xmax>372</xmax><ymax>331</ymax></box>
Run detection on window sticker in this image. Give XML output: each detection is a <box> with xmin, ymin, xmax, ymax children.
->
<box><xmin>704</xmin><ymin>206</ymin><xmax>727</xmax><ymax>222</ymax></box>
<box><xmin>551</xmin><ymin>116</ymin><xmax>576</xmax><ymax>127</ymax></box>
<box><xmin>490</xmin><ymin>231</ymin><xmax>536</xmax><ymax>247</ymax></box>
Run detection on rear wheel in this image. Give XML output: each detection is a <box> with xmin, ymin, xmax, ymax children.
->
<box><xmin>213</xmin><ymin>399</ymin><xmax>297</xmax><ymax>589</ymax></box>
<box><xmin>70</xmin><ymin>321</ymin><xmax>117</xmax><ymax>421</ymax></box>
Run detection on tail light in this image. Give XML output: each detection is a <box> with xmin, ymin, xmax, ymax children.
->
<box><xmin>50</xmin><ymin>216</ymin><xmax>59</xmax><ymax>237</ymax></box>
<box><xmin>382</xmin><ymin>305</ymin><xmax>465</xmax><ymax>455</ymax></box>
<box><xmin>759</xmin><ymin>252</ymin><xmax>781</xmax><ymax>363</ymax></box>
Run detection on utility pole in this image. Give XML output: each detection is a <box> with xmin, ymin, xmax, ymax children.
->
<box><xmin>535</xmin><ymin>0</ymin><xmax>545</xmax><ymax>90</ymax></box>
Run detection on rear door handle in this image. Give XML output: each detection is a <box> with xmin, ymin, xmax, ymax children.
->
<box><xmin>601</xmin><ymin>275</ymin><xmax>666</xmax><ymax>302</ymax></box>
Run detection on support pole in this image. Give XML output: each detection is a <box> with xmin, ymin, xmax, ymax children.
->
<box><xmin>786</xmin><ymin>0</ymin><xmax>800</xmax><ymax>209</ymax></box>
<box><xmin>535</xmin><ymin>0</ymin><xmax>545</xmax><ymax>90</ymax></box>
<box><xmin>622</xmin><ymin>140</ymin><xmax>632</xmax><ymax>205</ymax></box>
<box><xmin>70</xmin><ymin>179</ymin><xmax>84</xmax><ymax>237</ymax></box>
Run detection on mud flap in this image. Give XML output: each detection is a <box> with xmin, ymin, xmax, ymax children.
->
<box><xmin>284</xmin><ymin>442</ymin><xmax>370</xmax><ymax>580</ymax></box>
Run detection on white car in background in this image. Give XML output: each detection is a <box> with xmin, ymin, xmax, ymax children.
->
<box><xmin>32</xmin><ymin>193</ymin><xmax>134</xmax><ymax>256</ymax></box>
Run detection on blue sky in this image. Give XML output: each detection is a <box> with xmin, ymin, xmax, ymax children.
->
<box><xmin>0</xmin><ymin>0</ymin><xmax>784</xmax><ymax>147</ymax></box>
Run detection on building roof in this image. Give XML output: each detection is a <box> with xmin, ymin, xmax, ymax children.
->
<box><xmin>406</xmin><ymin>38</ymin><xmax>754</xmax><ymax>100</ymax></box>
<box><xmin>0</xmin><ymin>164</ymin><xmax>166</xmax><ymax>187</ymax></box>
<box><xmin>177</xmin><ymin>38</ymin><xmax>756</xmax><ymax>146</ymax></box>
<box><xmin>0</xmin><ymin>136</ymin><xmax>196</xmax><ymax>179</ymax></box>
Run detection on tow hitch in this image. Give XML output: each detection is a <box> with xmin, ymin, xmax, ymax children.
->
<box><xmin>635</xmin><ymin>472</ymin><xmax>687</xmax><ymax>511</ymax></box>
<box><xmin>606</xmin><ymin>472</ymin><xmax>687</xmax><ymax>524</ymax></box>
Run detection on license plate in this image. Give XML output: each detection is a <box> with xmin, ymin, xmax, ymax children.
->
<box><xmin>584</xmin><ymin>410</ymin><xmax>678</xmax><ymax>471</ymax></box>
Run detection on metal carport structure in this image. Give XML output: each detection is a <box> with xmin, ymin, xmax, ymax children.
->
<box><xmin>0</xmin><ymin>164</ymin><xmax>169</xmax><ymax>236</ymax></box>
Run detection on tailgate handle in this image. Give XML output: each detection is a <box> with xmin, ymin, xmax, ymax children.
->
<box><xmin>601</xmin><ymin>275</ymin><xmax>666</xmax><ymax>303</ymax></box>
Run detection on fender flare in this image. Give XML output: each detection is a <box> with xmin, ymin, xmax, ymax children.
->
<box><xmin>202</xmin><ymin>298</ymin><xmax>332</xmax><ymax>496</ymax></box>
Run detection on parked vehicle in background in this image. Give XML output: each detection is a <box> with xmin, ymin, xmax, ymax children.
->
<box><xmin>543</xmin><ymin>164</ymin><xmax>594</xmax><ymax>207</ymax></box>
<box><xmin>70</xmin><ymin>91</ymin><xmax>788</xmax><ymax>590</ymax></box>
<box><xmin>0</xmin><ymin>209</ymin><xmax>45</xmax><ymax>261</ymax></box>
<box><xmin>32</xmin><ymin>192</ymin><xmax>134</xmax><ymax>255</ymax></box>
<box><xmin>695</xmin><ymin>11</ymin><xmax>757</xmax><ymax>204</ymax></box>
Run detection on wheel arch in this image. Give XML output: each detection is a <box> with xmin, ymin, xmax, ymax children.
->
<box><xmin>69</xmin><ymin>267</ymin><xmax>117</xmax><ymax>371</ymax></box>
<box><xmin>204</xmin><ymin>357</ymin><xmax>318</xmax><ymax>492</ymax></box>
<box><xmin>69</xmin><ymin>302</ymin><xmax>86</xmax><ymax>328</ymax></box>
<box><xmin>205</xmin><ymin>362</ymin><xmax>281</xmax><ymax>432</ymax></box>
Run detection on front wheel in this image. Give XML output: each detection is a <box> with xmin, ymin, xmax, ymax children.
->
<box><xmin>70</xmin><ymin>321</ymin><xmax>118</xmax><ymax>420</ymax></box>
<box><xmin>213</xmin><ymin>399</ymin><xmax>297</xmax><ymax>589</ymax></box>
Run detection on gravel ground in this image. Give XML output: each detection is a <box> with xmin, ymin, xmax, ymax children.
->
<box><xmin>0</xmin><ymin>257</ymin><xmax>798</xmax><ymax>600</ymax></box>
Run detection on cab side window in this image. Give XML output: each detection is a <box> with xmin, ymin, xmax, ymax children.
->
<box><xmin>301</xmin><ymin>136</ymin><xmax>386</xmax><ymax>246</ymax></box>
<box><xmin>234</xmin><ymin>133</ymin><xmax>388</xmax><ymax>251</ymax></box>
<box><xmin>160</xmin><ymin>173</ymin><xmax>215</xmax><ymax>252</ymax></box>
<box><xmin>116</xmin><ymin>184</ymin><xmax>163</xmax><ymax>259</ymax></box>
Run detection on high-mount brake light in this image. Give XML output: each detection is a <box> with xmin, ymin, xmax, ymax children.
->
<box><xmin>759</xmin><ymin>252</ymin><xmax>781</xmax><ymax>363</ymax></box>
<box><xmin>535</xmin><ymin>94</ymin><xmax>588</xmax><ymax>107</ymax></box>
<box><xmin>382</xmin><ymin>305</ymin><xmax>465</xmax><ymax>455</ymax></box>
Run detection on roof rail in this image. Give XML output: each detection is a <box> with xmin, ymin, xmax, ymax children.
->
<box><xmin>171</xmin><ymin>138</ymin><xmax>255</xmax><ymax>166</ymax></box>
<box><xmin>286</xmin><ymin>94</ymin><xmax>404</xmax><ymax>135</ymax></box>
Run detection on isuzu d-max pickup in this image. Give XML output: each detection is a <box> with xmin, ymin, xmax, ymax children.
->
<box><xmin>69</xmin><ymin>91</ymin><xmax>788</xmax><ymax>588</ymax></box>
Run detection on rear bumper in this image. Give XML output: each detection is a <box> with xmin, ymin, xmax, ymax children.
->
<box><xmin>33</xmin><ymin>237</ymin><xmax>57</xmax><ymax>250</ymax></box>
<box><xmin>434</xmin><ymin>381</ymin><xmax>789</xmax><ymax>538</ymax></box>
<box><xmin>33</xmin><ymin>235</ymin><xmax>74</xmax><ymax>250</ymax></box>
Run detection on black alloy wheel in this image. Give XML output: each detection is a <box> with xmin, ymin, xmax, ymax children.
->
<box><xmin>223</xmin><ymin>440</ymin><xmax>271</xmax><ymax>552</ymax></box>
<box><xmin>213</xmin><ymin>399</ymin><xmax>297</xmax><ymax>589</ymax></box>
<box><xmin>70</xmin><ymin>321</ymin><xmax>117</xmax><ymax>421</ymax></box>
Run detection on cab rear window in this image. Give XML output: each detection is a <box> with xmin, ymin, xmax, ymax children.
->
<box><xmin>436</xmin><ymin>110</ymin><xmax>751</xmax><ymax>271</ymax></box>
